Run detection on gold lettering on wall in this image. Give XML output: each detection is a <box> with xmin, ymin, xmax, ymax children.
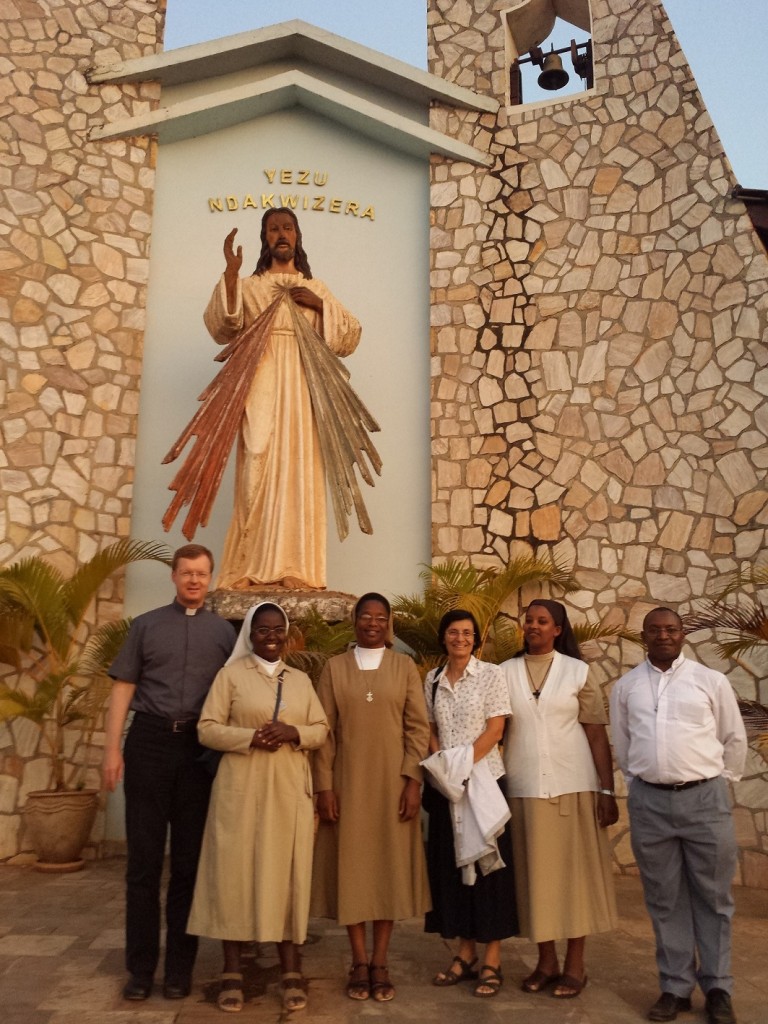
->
<box><xmin>207</xmin><ymin>169</ymin><xmax>375</xmax><ymax>223</ymax></box>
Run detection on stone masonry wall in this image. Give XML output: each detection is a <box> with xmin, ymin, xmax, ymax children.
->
<box><xmin>0</xmin><ymin>0</ymin><xmax>165</xmax><ymax>859</ymax></box>
<box><xmin>428</xmin><ymin>0</ymin><xmax>768</xmax><ymax>886</ymax></box>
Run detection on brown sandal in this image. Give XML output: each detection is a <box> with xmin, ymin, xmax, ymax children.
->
<box><xmin>217</xmin><ymin>972</ymin><xmax>244</xmax><ymax>1013</ymax></box>
<box><xmin>553</xmin><ymin>973</ymin><xmax>588</xmax><ymax>998</ymax></box>
<box><xmin>370</xmin><ymin>963</ymin><xmax>395</xmax><ymax>1002</ymax></box>
<box><xmin>281</xmin><ymin>972</ymin><xmax>307</xmax><ymax>1011</ymax></box>
<box><xmin>522</xmin><ymin>968</ymin><xmax>559</xmax><ymax>993</ymax></box>
<box><xmin>346</xmin><ymin>962</ymin><xmax>370</xmax><ymax>1001</ymax></box>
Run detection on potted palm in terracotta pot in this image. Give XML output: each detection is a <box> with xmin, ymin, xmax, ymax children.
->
<box><xmin>0</xmin><ymin>540</ymin><xmax>171</xmax><ymax>871</ymax></box>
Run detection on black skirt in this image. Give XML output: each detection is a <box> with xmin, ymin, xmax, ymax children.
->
<box><xmin>424</xmin><ymin>779</ymin><xmax>519</xmax><ymax>943</ymax></box>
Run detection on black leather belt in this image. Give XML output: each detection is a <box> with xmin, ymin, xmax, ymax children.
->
<box><xmin>134</xmin><ymin>711</ymin><xmax>199</xmax><ymax>733</ymax></box>
<box><xmin>639</xmin><ymin>777</ymin><xmax>714</xmax><ymax>791</ymax></box>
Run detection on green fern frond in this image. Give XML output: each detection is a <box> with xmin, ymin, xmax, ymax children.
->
<box><xmin>0</xmin><ymin>672</ymin><xmax>66</xmax><ymax>723</ymax></box>
<box><xmin>0</xmin><ymin>685</ymin><xmax>33</xmax><ymax>720</ymax></box>
<box><xmin>392</xmin><ymin>615</ymin><xmax>441</xmax><ymax>660</ymax></box>
<box><xmin>64</xmin><ymin>540</ymin><xmax>172</xmax><ymax>629</ymax></box>
<box><xmin>0</xmin><ymin>602</ymin><xmax>36</xmax><ymax>669</ymax></box>
<box><xmin>484</xmin><ymin>615</ymin><xmax>523</xmax><ymax>663</ymax></box>
<box><xmin>290</xmin><ymin>608</ymin><xmax>354</xmax><ymax>657</ymax></box>
<box><xmin>572</xmin><ymin>622</ymin><xmax>642</xmax><ymax>647</ymax></box>
<box><xmin>80</xmin><ymin>619</ymin><xmax>133</xmax><ymax>675</ymax></box>
<box><xmin>0</xmin><ymin>558</ymin><xmax>70</xmax><ymax>660</ymax></box>
<box><xmin>492</xmin><ymin>552</ymin><xmax>578</xmax><ymax>600</ymax></box>
<box><xmin>0</xmin><ymin>542</ymin><xmax>174</xmax><ymax>788</ymax></box>
<box><xmin>686</xmin><ymin>599</ymin><xmax>768</xmax><ymax>660</ymax></box>
<box><xmin>390</xmin><ymin>593</ymin><xmax>430</xmax><ymax>619</ymax></box>
<box><xmin>62</xmin><ymin>675</ymin><xmax>112</xmax><ymax>726</ymax></box>
<box><xmin>710</xmin><ymin>562</ymin><xmax>768</xmax><ymax>600</ymax></box>
<box><xmin>285</xmin><ymin>649</ymin><xmax>333</xmax><ymax>686</ymax></box>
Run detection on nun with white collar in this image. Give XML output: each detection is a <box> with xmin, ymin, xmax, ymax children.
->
<box><xmin>188</xmin><ymin>601</ymin><xmax>329</xmax><ymax>1013</ymax></box>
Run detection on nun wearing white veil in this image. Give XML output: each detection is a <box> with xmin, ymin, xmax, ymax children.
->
<box><xmin>188</xmin><ymin>601</ymin><xmax>328</xmax><ymax>1012</ymax></box>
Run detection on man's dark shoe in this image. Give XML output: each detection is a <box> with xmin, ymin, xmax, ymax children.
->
<box><xmin>163</xmin><ymin>977</ymin><xmax>192</xmax><ymax>999</ymax></box>
<box><xmin>705</xmin><ymin>988</ymin><xmax>736</xmax><ymax>1024</ymax></box>
<box><xmin>122</xmin><ymin>975</ymin><xmax>153</xmax><ymax>1000</ymax></box>
<box><xmin>648</xmin><ymin>992</ymin><xmax>692</xmax><ymax>1021</ymax></box>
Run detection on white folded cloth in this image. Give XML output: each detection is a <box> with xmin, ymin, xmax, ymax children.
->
<box><xmin>421</xmin><ymin>746</ymin><xmax>511</xmax><ymax>884</ymax></box>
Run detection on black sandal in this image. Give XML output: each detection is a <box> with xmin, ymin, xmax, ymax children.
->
<box><xmin>370</xmin><ymin>963</ymin><xmax>395</xmax><ymax>1002</ymax></box>
<box><xmin>433</xmin><ymin>955</ymin><xmax>479</xmax><ymax>986</ymax></box>
<box><xmin>346</xmin><ymin>962</ymin><xmax>370</xmax><ymax>1001</ymax></box>
<box><xmin>473</xmin><ymin>964</ymin><xmax>503</xmax><ymax>998</ymax></box>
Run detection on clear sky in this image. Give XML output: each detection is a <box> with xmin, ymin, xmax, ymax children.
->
<box><xmin>164</xmin><ymin>0</ymin><xmax>767</xmax><ymax>187</ymax></box>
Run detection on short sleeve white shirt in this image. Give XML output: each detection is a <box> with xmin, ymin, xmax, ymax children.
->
<box><xmin>424</xmin><ymin>656</ymin><xmax>511</xmax><ymax>780</ymax></box>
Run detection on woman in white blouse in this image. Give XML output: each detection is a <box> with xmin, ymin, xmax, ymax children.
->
<box><xmin>424</xmin><ymin>609</ymin><xmax>518</xmax><ymax>998</ymax></box>
<box><xmin>501</xmin><ymin>599</ymin><xmax>618</xmax><ymax>999</ymax></box>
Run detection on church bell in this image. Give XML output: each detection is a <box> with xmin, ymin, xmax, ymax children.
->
<box><xmin>537</xmin><ymin>50</ymin><xmax>570</xmax><ymax>91</ymax></box>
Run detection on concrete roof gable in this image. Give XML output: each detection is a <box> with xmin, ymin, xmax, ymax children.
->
<box><xmin>89</xmin><ymin>18</ymin><xmax>497</xmax><ymax>114</ymax></box>
<box><xmin>88</xmin><ymin>67</ymin><xmax>492</xmax><ymax>165</ymax></box>
<box><xmin>88</xmin><ymin>19</ymin><xmax>494</xmax><ymax>165</ymax></box>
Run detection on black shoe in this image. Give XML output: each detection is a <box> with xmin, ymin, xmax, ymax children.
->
<box><xmin>122</xmin><ymin>975</ymin><xmax>153</xmax><ymax>1000</ymax></box>
<box><xmin>648</xmin><ymin>992</ymin><xmax>692</xmax><ymax>1021</ymax></box>
<box><xmin>705</xmin><ymin>989</ymin><xmax>736</xmax><ymax>1024</ymax></box>
<box><xmin>163</xmin><ymin>978</ymin><xmax>191</xmax><ymax>999</ymax></box>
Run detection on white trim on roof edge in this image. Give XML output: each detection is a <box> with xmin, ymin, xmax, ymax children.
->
<box><xmin>88</xmin><ymin>19</ymin><xmax>497</xmax><ymax>115</ymax></box>
<box><xmin>88</xmin><ymin>68</ymin><xmax>492</xmax><ymax>166</ymax></box>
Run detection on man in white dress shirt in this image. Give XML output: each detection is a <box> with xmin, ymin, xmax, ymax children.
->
<box><xmin>610</xmin><ymin>607</ymin><xmax>747</xmax><ymax>1024</ymax></box>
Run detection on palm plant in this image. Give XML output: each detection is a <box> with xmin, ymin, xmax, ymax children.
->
<box><xmin>285</xmin><ymin>606</ymin><xmax>355</xmax><ymax>684</ymax></box>
<box><xmin>392</xmin><ymin>555</ymin><xmax>634</xmax><ymax>673</ymax></box>
<box><xmin>0</xmin><ymin>540</ymin><xmax>172</xmax><ymax>790</ymax></box>
<box><xmin>686</xmin><ymin>561</ymin><xmax>768</xmax><ymax>758</ymax></box>
<box><xmin>686</xmin><ymin>562</ymin><xmax>768</xmax><ymax>660</ymax></box>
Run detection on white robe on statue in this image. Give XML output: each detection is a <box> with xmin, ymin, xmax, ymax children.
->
<box><xmin>204</xmin><ymin>272</ymin><xmax>361</xmax><ymax>589</ymax></box>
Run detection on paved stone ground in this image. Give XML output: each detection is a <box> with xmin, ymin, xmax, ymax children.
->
<box><xmin>0</xmin><ymin>859</ymin><xmax>766</xmax><ymax>1023</ymax></box>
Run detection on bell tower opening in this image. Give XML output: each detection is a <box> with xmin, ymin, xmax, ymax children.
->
<box><xmin>504</xmin><ymin>0</ymin><xmax>594</xmax><ymax>106</ymax></box>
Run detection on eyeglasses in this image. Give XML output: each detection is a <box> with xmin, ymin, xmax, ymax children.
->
<box><xmin>445</xmin><ymin>630</ymin><xmax>475</xmax><ymax>640</ymax></box>
<box><xmin>357</xmin><ymin>615</ymin><xmax>389</xmax><ymax>625</ymax></box>
<box><xmin>252</xmin><ymin>626</ymin><xmax>287</xmax><ymax>639</ymax></box>
<box><xmin>177</xmin><ymin>571</ymin><xmax>210</xmax><ymax>580</ymax></box>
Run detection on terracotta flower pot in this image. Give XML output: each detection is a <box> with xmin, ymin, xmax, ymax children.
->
<box><xmin>23</xmin><ymin>789</ymin><xmax>100</xmax><ymax>872</ymax></box>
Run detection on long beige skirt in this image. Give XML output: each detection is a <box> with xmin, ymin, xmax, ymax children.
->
<box><xmin>510</xmin><ymin>792</ymin><xmax>618</xmax><ymax>943</ymax></box>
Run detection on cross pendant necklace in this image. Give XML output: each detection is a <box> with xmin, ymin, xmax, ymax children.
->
<box><xmin>354</xmin><ymin>647</ymin><xmax>375</xmax><ymax>702</ymax></box>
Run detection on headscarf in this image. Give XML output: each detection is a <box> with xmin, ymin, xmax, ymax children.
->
<box><xmin>520</xmin><ymin>599</ymin><xmax>584</xmax><ymax>662</ymax></box>
<box><xmin>227</xmin><ymin>601</ymin><xmax>290</xmax><ymax>665</ymax></box>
